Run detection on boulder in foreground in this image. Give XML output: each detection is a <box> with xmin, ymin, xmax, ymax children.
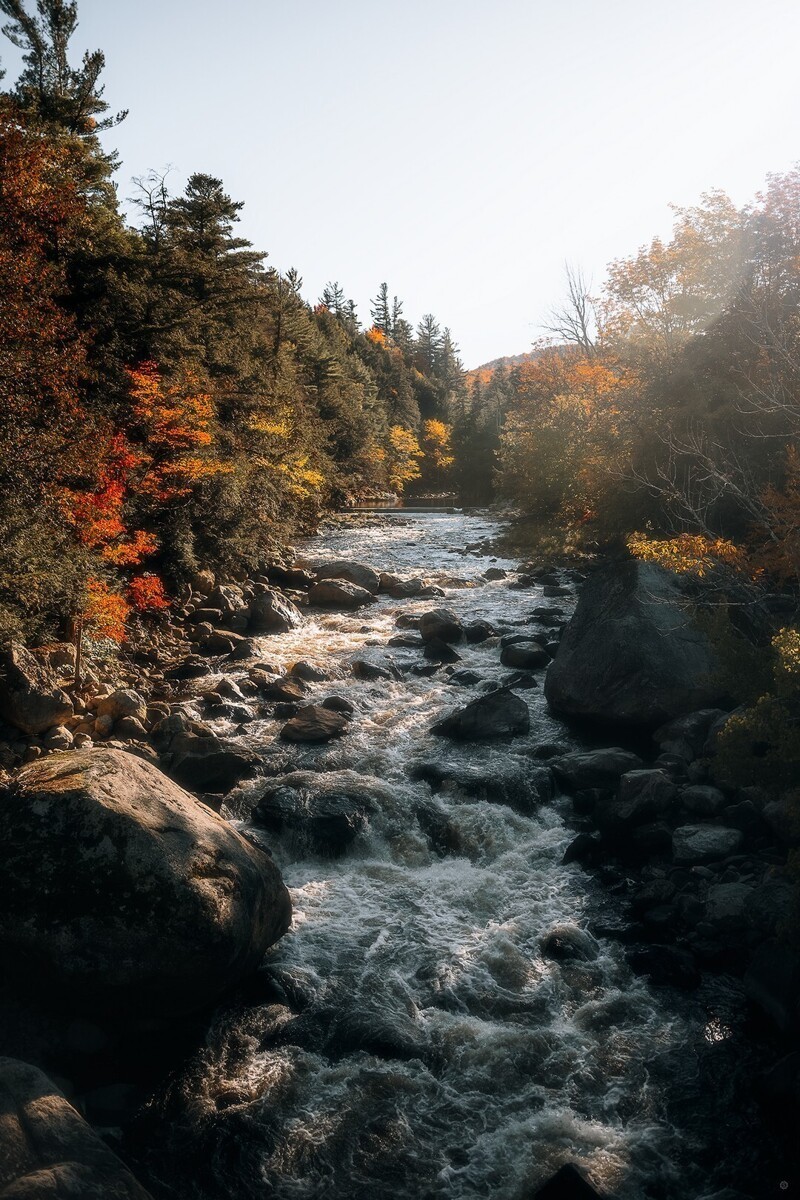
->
<box><xmin>0</xmin><ymin>1057</ymin><xmax>153</xmax><ymax>1198</ymax></box>
<box><xmin>431</xmin><ymin>687</ymin><xmax>529</xmax><ymax>739</ymax></box>
<box><xmin>0</xmin><ymin>748</ymin><xmax>291</xmax><ymax>1017</ymax></box>
<box><xmin>545</xmin><ymin>560</ymin><xmax>730</xmax><ymax>727</ymax></box>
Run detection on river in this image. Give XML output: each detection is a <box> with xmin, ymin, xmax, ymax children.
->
<box><xmin>131</xmin><ymin>510</ymin><xmax>782</xmax><ymax>1200</ymax></box>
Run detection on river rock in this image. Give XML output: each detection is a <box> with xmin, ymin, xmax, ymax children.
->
<box><xmin>653</xmin><ymin>708</ymin><xmax>727</xmax><ymax>755</ymax></box>
<box><xmin>206</xmin><ymin>584</ymin><xmax>247</xmax><ymax>615</ymax></box>
<box><xmin>352</xmin><ymin>655</ymin><xmax>401</xmax><ymax>681</ymax></box>
<box><xmin>248</xmin><ymin>588</ymin><xmax>303</xmax><ymax>633</ymax></box>
<box><xmin>679</xmin><ymin>784</ymin><xmax>727</xmax><ymax>817</ymax></box>
<box><xmin>0</xmin><ymin>748</ymin><xmax>291</xmax><ymax>1016</ymax></box>
<box><xmin>315</xmin><ymin>560</ymin><xmax>380</xmax><ymax>593</ymax></box>
<box><xmin>187</xmin><ymin>607</ymin><xmax>224</xmax><ymax>627</ymax></box>
<box><xmin>430</xmin><ymin>687</ymin><xmax>529</xmax><ymax>739</ymax></box>
<box><xmin>388</xmin><ymin>633</ymin><xmax>425</xmax><ymax>648</ymax></box>
<box><xmin>531</xmin><ymin>1162</ymin><xmax>604</xmax><ymax>1199</ymax></box>
<box><xmin>252</xmin><ymin>782</ymin><xmax>371</xmax><ymax>854</ymax></box>
<box><xmin>595</xmin><ymin>769</ymin><xmax>677</xmax><ymax>834</ymax></box>
<box><xmin>540</xmin><ymin>924</ymin><xmax>599</xmax><ymax>963</ymax></box>
<box><xmin>160</xmin><ymin>726</ymin><xmax>259</xmax><ymax>794</ymax></box>
<box><xmin>96</xmin><ymin>689</ymin><xmax>147</xmax><ymax>724</ymax></box>
<box><xmin>464</xmin><ymin>620</ymin><xmax>496</xmax><ymax>643</ymax></box>
<box><xmin>0</xmin><ymin>642</ymin><xmax>73</xmax><ymax>735</ymax></box>
<box><xmin>164</xmin><ymin>657</ymin><xmax>211</xmax><ymax>680</ymax></box>
<box><xmin>672</xmin><ymin>824</ymin><xmax>743</xmax><ymax>863</ymax></box>
<box><xmin>321</xmin><ymin>695</ymin><xmax>355</xmax><ymax>716</ymax></box>
<box><xmin>289</xmin><ymin>660</ymin><xmax>329</xmax><ymax>682</ymax></box>
<box><xmin>411</xmin><ymin>757</ymin><xmax>550</xmax><ymax>813</ymax></box>
<box><xmin>704</xmin><ymin>882</ymin><xmax>754</xmax><ymax>932</ymax></box>
<box><xmin>196</xmin><ymin>629</ymin><xmax>243</xmax><ymax>656</ymax></box>
<box><xmin>419</xmin><ymin>608</ymin><xmax>463</xmax><ymax>644</ymax></box>
<box><xmin>500</xmin><ymin>640</ymin><xmax>550</xmax><ymax>669</ymax></box>
<box><xmin>383</xmin><ymin>574</ymin><xmax>426</xmax><ymax>598</ymax></box>
<box><xmin>280</xmin><ymin>704</ymin><xmax>349</xmax><ymax>742</ymax></box>
<box><xmin>550</xmin><ymin>748</ymin><xmax>643</xmax><ymax>791</ymax></box>
<box><xmin>114</xmin><ymin>715</ymin><xmax>150</xmax><ymax>740</ymax></box>
<box><xmin>423</xmin><ymin>637</ymin><xmax>462</xmax><ymax>663</ymax></box>
<box><xmin>0</xmin><ymin>1057</ymin><xmax>154</xmax><ymax>1198</ymax></box>
<box><xmin>544</xmin><ymin>560</ymin><xmax>730</xmax><ymax>727</ymax></box>
<box><xmin>41</xmin><ymin>725</ymin><xmax>74</xmax><ymax>751</ymax></box>
<box><xmin>309</xmin><ymin>579</ymin><xmax>376</xmax><ymax>609</ymax></box>
<box><xmin>256</xmin><ymin>676</ymin><xmax>307</xmax><ymax>703</ymax></box>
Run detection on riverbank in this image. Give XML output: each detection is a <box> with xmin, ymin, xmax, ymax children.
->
<box><xmin>0</xmin><ymin>509</ymin><xmax>798</xmax><ymax>1199</ymax></box>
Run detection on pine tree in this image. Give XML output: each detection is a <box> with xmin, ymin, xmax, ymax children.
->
<box><xmin>370</xmin><ymin>282</ymin><xmax>391</xmax><ymax>336</ymax></box>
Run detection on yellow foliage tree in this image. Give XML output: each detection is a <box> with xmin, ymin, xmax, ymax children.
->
<box><xmin>384</xmin><ymin>425</ymin><xmax>423</xmax><ymax>493</ymax></box>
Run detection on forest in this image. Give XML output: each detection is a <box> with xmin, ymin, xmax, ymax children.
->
<box><xmin>1</xmin><ymin>2</ymin><xmax>798</xmax><ymax>767</ymax></box>
<box><xmin>0</xmin><ymin>0</ymin><xmax>465</xmax><ymax>647</ymax></box>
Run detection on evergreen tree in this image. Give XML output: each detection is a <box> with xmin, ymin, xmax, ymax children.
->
<box><xmin>370</xmin><ymin>282</ymin><xmax>391</xmax><ymax>335</ymax></box>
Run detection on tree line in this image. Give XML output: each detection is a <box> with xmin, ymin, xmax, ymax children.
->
<box><xmin>0</xmin><ymin>0</ymin><xmax>466</xmax><ymax>645</ymax></box>
<box><xmin>460</xmin><ymin>183</ymin><xmax>800</xmax><ymax>787</ymax></box>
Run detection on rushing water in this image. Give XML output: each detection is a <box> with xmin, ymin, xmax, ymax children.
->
<box><xmin>132</xmin><ymin>511</ymin><xmax>782</xmax><ymax>1200</ymax></box>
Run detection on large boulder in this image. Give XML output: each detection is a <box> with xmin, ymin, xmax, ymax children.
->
<box><xmin>419</xmin><ymin>608</ymin><xmax>463</xmax><ymax>644</ymax></box>
<box><xmin>0</xmin><ymin>642</ymin><xmax>73</xmax><ymax>735</ymax></box>
<box><xmin>206</xmin><ymin>584</ymin><xmax>247</xmax><ymax>616</ymax></box>
<box><xmin>308</xmin><ymin>580</ymin><xmax>376</xmax><ymax>610</ymax></box>
<box><xmin>314</xmin><ymin>560</ymin><xmax>380</xmax><ymax>593</ymax></box>
<box><xmin>672</xmin><ymin>823</ymin><xmax>743</xmax><ymax>863</ymax></box>
<box><xmin>595</xmin><ymin>769</ymin><xmax>677</xmax><ymax>832</ymax></box>
<box><xmin>248</xmin><ymin>588</ymin><xmax>303</xmax><ymax>634</ymax></box>
<box><xmin>280</xmin><ymin>704</ymin><xmax>350</xmax><ymax>742</ymax></box>
<box><xmin>0</xmin><ymin>748</ymin><xmax>291</xmax><ymax>1016</ymax></box>
<box><xmin>411</xmin><ymin>757</ymin><xmax>551</xmax><ymax>814</ymax></box>
<box><xmin>96</xmin><ymin>688</ymin><xmax>147</xmax><ymax>724</ymax></box>
<box><xmin>251</xmin><ymin>772</ymin><xmax>376</xmax><ymax>855</ymax></box>
<box><xmin>0</xmin><ymin>1057</ymin><xmax>154</xmax><ymax>1198</ymax></box>
<box><xmin>161</xmin><ymin>728</ymin><xmax>259</xmax><ymax>795</ymax></box>
<box><xmin>500</xmin><ymin>640</ymin><xmax>549</xmax><ymax>670</ymax></box>
<box><xmin>431</xmin><ymin>688</ymin><xmax>529</xmax><ymax>739</ymax></box>
<box><xmin>545</xmin><ymin>561</ymin><xmax>730</xmax><ymax>727</ymax></box>
<box><xmin>550</xmin><ymin>748</ymin><xmax>643</xmax><ymax>791</ymax></box>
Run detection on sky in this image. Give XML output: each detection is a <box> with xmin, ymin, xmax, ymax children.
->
<box><xmin>3</xmin><ymin>0</ymin><xmax>800</xmax><ymax>366</ymax></box>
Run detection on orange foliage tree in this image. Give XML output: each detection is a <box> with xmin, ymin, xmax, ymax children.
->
<box><xmin>499</xmin><ymin>347</ymin><xmax>640</xmax><ymax>523</ymax></box>
<box><xmin>0</xmin><ymin>102</ymin><xmax>91</xmax><ymax>514</ymax></box>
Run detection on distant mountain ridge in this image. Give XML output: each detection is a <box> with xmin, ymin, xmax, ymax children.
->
<box><xmin>466</xmin><ymin>350</ymin><xmax>538</xmax><ymax>384</ymax></box>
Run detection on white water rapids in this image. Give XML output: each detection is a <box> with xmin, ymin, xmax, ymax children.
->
<box><xmin>134</xmin><ymin>511</ymin><xmax>773</xmax><ymax>1200</ymax></box>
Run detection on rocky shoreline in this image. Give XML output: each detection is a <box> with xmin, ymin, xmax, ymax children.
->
<box><xmin>0</xmin><ymin>531</ymin><xmax>798</xmax><ymax>1198</ymax></box>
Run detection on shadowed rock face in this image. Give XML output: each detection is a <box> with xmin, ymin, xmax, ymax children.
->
<box><xmin>248</xmin><ymin>588</ymin><xmax>303</xmax><ymax>633</ymax></box>
<box><xmin>0</xmin><ymin>1057</ymin><xmax>154</xmax><ymax>1198</ymax></box>
<box><xmin>0</xmin><ymin>748</ymin><xmax>291</xmax><ymax>1018</ymax></box>
<box><xmin>0</xmin><ymin>642</ymin><xmax>73</xmax><ymax>735</ymax></box>
<box><xmin>430</xmin><ymin>687</ymin><xmax>529</xmax><ymax>739</ymax></box>
<box><xmin>545</xmin><ymin>560</ymin><xmax>728</xmax><ymax>728</ymax></box>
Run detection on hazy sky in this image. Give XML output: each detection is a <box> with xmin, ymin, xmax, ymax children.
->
<box><xmin>4</xmin><ymin>0</ymin><xmax>800</xmax><ymax>365</ymax></box>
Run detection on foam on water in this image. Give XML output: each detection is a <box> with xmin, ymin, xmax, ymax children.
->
<box><xmin>134</xmin><ymin>512</ymin><xmax>775</xmax><ymax>1200</ymax></box>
